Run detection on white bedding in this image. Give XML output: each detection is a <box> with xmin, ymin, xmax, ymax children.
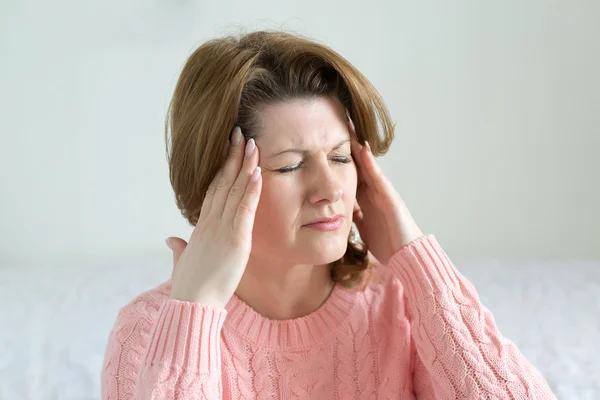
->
<box><xmin>1</xmin><ymin>256</ymin><xmax>598</xmax><ymax>399</ymax></box>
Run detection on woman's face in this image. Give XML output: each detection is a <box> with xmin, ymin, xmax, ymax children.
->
<box><xmin>251</xmin><ymin>96</ymin><xmax>358</xmax><ymax>266</ymax></box>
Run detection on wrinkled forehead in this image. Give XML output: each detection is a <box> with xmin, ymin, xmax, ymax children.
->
<box><xmin>254</xmin><ymin>97</ymin><xmax>349</xmax><ymax>151</ymax></box>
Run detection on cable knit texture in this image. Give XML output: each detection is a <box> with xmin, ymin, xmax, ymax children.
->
<box><xmin>101</xmin><ymin>235</ymin><xmax>556</xmax><ymax>399</ymax></box>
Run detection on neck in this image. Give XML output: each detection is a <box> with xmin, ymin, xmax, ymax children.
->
<box><xmin>234</xmin><ymin>255</ymin><xmax>335</xmax><ymax>320</ymax></box>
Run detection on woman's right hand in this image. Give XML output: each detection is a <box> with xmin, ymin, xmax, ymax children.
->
<box><xmin>167</xmin><ymin>126</ymin><xmax>262</xmax><ymax>308</ymax></box>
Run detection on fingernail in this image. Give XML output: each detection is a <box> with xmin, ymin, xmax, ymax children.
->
<box><xmin>232</xmin><ymin>127</ymin><xmax>242</xmax><ymax>146</ymax></box>
<box><xmin>348</xmin><ymin>117</ymin><xmax>355</xmax><ymax>131</ymax></box>
<box><xmin>250</xmin><ymin>166</ymin><xmax>261</xmax><ymax>182</ymax></box>
<box><xmin>165</xmin><ymin>238</ymin><xmax>172</xmax><ymax>250</ymax></box>
<box><xmin>245</xmin><ymin>138</ymin><xmax>255</xmax><ymax>158</ymax></box>
<box><xmin>365</xmin><ymin>141</ymin><xmax>371</xmax><ymax>152</ymax></box>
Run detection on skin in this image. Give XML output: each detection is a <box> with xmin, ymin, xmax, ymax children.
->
<box><xmin>234</xmin><ymin>96</ymin><xmax>358</xmax><ymax>320</ymax></box>
<box><xmin>167</xmin><ymin>95</ymin><xmax>424</xmax><ymax>320</ymax></box>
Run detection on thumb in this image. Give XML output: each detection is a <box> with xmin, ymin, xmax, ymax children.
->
<box><xmin>352</xmin><ymin>201</ymin><xmax>365</xmax><ymax>234</ymax></box>
<box><xmin>165</xmin><ymin>237</ymin><xmax>188</xmax><ymax>269</ymax></box>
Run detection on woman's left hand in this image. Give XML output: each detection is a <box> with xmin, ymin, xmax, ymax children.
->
<box><xmin>349</xmin><ymin>116</ymin><xmax>425</xmax><ymax>265</ymax></box>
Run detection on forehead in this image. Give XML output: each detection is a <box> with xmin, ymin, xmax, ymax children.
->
<box><xmin>255</xmin><ymin>97</ymin><xmax>349</xmax><ymax>149</ymax></box>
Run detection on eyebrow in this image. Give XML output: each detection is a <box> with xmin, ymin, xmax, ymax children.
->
<box><xmin>268</xmin><ymin>139</ymin><xmax>351</xmax><ymax>158</ymax></box>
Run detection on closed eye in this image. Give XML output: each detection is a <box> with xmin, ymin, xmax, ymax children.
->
<box><xmin>276</xmin><ymin>163</ymin><xmax>303</xmax><ymax>173</ymax></box>
<box><xmin>332</xmin><ymin>156</ymin><xmax>352</xmax><ymax>164</ymax></box>
<box><xmin>276</xmin><ymin>156</ymin><xmax>352</xmax><ymax>173</ymax></box>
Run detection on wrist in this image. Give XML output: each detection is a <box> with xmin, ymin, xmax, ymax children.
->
<box><xmin>169</xmin><ymin>292</ymin><xmax>228</xmax><ymax>309</ymax></box>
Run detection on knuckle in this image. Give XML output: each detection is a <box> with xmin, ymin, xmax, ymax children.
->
<box><xmin>237</xmin><ymin>202</ymin><xmax>253</xmax><ymax>214</ymax></box>
<box><xmin>228</xmin><ymin>144</ymin><xmax>242</xmax><ymax>157</ymax></box>
<box><xmin>228</xmin><ymin>183</ymin><xmax>245</xmax><ymax>198</ymax></box>
<box><xmin>237</xmin><ymin>197</ymin><xmax>257</xmax><ymax>214</ymax></box>
<box><xmin>206</xmin><ymin>181</ymin><xmax>218</xmax><ymax>195</ymax></box>
<box><xmin>207</xmin><ymin>173</ymin><xmax>222</xmax><ymax>190</ymax></box>
<box><xmin>216</xmin><ymin>175</ymin><xmax>231</xmax><ymax>190</ymax></box>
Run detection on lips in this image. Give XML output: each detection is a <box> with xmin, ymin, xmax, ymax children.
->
<box><xmin>303</xmin><ymin>214</ymin><xmax>344</xmax><ymax>226</ymax></box>
<box><xmin>301</xmin><ymin>214</ymin><xmax>345</xmax><ymax>232</ymax></box>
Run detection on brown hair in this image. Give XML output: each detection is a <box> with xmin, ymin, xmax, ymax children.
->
<box><xmin>165</xmin><ymin>29</ymin><xmax>395</xmax><ymax>289</ymax></box>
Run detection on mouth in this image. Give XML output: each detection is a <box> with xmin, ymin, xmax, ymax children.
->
<box><xmin>302</xmin><ymin>214</ymin><xmax>344</xmax><ymax>231</ymax></box>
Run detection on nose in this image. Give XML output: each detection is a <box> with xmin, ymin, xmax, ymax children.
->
<box><xmin>307</xmin><ymin>163</ymin><xmax>343</xmax><ymax>205</ymax></box>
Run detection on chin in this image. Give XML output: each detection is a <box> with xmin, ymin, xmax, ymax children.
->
<box><xmin>298</xmin><ymin>232</ymin><xmax>349</xmax><ymax>265</ymax></box>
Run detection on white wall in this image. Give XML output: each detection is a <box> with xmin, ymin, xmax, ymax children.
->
<box><xmin>1</xmin><ymin>0</ymin><xmax>599</xmax><ymax>264</ymax></box>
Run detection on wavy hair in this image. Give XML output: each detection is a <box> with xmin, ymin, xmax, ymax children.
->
<box><xmin>165</xmin><ymin>29</ymin><xmax>395</xmax><ymax>289</ymax></box>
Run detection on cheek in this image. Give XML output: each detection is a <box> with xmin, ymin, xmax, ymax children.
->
<box><xmin>254</xmin><ymin>175</ymin><xmax>301</xmax><ymax>226</ymax></box>
<box><xmin>342</xmin><ymin>164</ymin><xmax>358</xmax><ymax>197</ymax></box>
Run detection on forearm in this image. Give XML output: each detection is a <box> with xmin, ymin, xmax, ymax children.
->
<box><xmin>102</xmin><ymin>299</ymin><xmax>226</xmax><ymax>400</ymax></box>
<box><xmin>389</xmin><ymin>235</ymin><xmax>556</xmax><ymax>399</ymax></box>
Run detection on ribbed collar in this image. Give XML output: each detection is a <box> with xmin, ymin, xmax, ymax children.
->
<box><xmin>222</xmin><ymin>283</ymin><xmax>360</xmax><ymax>349</ymax></box>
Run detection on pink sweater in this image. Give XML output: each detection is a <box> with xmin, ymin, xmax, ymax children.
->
<box><xmin>101</xmin><ymin>235</ymin><xmax>556</xmax><ymax>399</ymax></box>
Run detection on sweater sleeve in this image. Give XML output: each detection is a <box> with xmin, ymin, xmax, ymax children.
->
<box><xmin>101</xmin><ymin>297</ymin><xmax>227</xmax><ymax>399</ymax></box>
<box><xmin>387</xmin><ymin>234</ymin><xmax>556</xmax><ymax>399</ymax></box>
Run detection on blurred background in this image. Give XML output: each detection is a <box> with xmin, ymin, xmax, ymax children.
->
<box><xmin>1</xmin><ymin>0</ymin><xmax>599</xmax><ymax>399</ymax></box>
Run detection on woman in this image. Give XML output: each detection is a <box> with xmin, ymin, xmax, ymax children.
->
<box><xmin>101</xmin><ymin>30</ymin><xmax>556</xmax><ymax>399</ymax></box>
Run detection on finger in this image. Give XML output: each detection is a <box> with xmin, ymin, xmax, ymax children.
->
<box><xmin>352</xmin><ymin>198</ymin><xmax>366</xmax><ymax>244</ymax></box>
<box><xmin>199</xmin><ymin>141</ymin><xmax>229</xmax><ymax>221</ymax></box>
<box><xmin>358</xmin><ymin>142</ymin><xmax>377</xmax><ymax>188</ymax></box>
<box><xmin>348</xmin><ymin>114</ymin><xmax>369</xmax><ymax>186</ymax></box>
<box><xmin>167</xmin><ymin>237</ymin><xmax>188</xmax><ymax>269</ymax></box>
<box><xmin>348</xmin><ymin>114</ymin><xmax>363</xmax><ymax>162</ymax></box>
<box><xmin>352</xmin><ymin>207</ymin><xmax>365</xmax><ymax>238</ymax></box>
<box><xmin>361</xmin><ymin>142</ymin><xmax>395</xmax><ymax>193</ymax></box>
<box><xmin>233</xmin><ymin>165</ymin><xmax>262</xmax><ymax>239</ymax></box>
<box><xmin>223</xmin><ymin>137</ymin><xmax>259</xmax><ymax>223</ymax></box>
<box><xmin>351</xmin><ymin>143</ymin><xmax>368</xmax><ymax>187</ymax></box>
<box><xmin>353</xmin><ymin>199</ymin><xmax>361</xmax><ymax>213</ymax></box>
<box><xmin>211</xmin><ymin>126</ymin><xmax>246</xmax><ymax>217</ymax></box>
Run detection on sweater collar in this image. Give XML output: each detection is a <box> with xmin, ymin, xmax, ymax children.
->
<box><xmin>222</xmin><ymin>282</ymin><xmax>360</xmax><ymax>349</ymax></box>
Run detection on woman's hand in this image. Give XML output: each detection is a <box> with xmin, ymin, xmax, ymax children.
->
<box><xmin>349</xmin><ymin>116</ymin><xmax>424</xmax><ymax>265</ymax></box>
<box><xmin>166</xmin><ymin>127</ymin><xmax>262</xmax><ymax>308</ymax></box>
